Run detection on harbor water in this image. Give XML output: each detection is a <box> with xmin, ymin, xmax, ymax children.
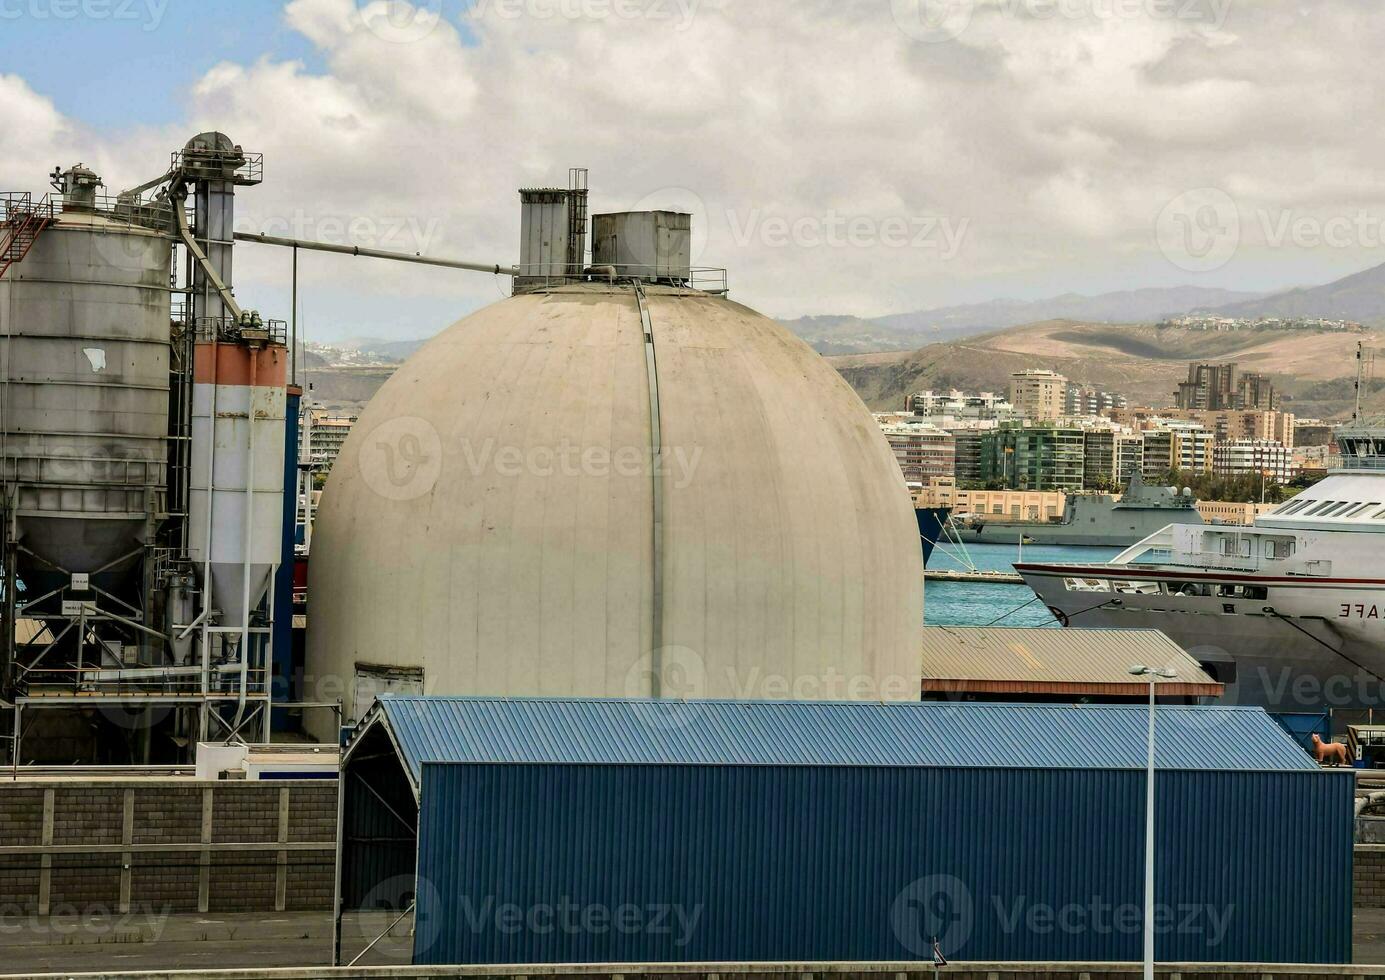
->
<box><xmin>925</xmin><ymin>541</ymin><xmax>1120</xmax><ymax>628</ymax></box>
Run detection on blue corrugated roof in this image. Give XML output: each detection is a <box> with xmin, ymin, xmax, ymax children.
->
<box><xmin>354</xmin><ymin>696</ymin><xmax>1318</xmax><ymax>793</ymax></box>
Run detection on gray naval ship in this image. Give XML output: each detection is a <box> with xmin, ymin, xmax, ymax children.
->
<box><xmin>958</xmin><ymin>472</ymin><xmax>1204</xmax><ymax>547</ymax></box>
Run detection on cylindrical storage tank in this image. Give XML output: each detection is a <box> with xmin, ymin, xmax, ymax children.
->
<box><xmin>308</xmin><ymin>283</ymin><xmax>923</xmax><ymax>728</ymax></box>
<box><xmin>0</xmin><ymin>207</ymin><xmax>172</xmax><ymax>576</ymax></box>
<box><xmin>188</xmin><ymin>337</ymin><xmax>287</xmax><ymax>631</ymax></box>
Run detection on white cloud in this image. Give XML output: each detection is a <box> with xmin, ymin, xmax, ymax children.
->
<box><xmin>3</xmin><ymin>0</ymin><xmax>1385</xmax><ymax>338</ymax></box>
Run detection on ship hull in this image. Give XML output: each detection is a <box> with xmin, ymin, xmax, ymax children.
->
<box><xmin>1017</xmin><ymin>561</ymin><xmax>1385</xmax><ymax>713</ymax></box>
<box><xmin>961</xmin><ymin>514</ymin><xmax>1200</xmax><ymax>548</ymax></box>
<box><xmin>914</xmin><ymin>506</ymin><xmax>950</xmax><ymax>565</ymax></box>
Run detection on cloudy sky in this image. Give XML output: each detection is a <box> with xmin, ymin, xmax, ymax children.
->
<box><xmin>3</xmin><ymin>0</ymin><xmax>1384</xmax><ymax>342</ymax></box>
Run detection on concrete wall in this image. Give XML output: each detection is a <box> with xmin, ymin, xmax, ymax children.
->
<box><xmin>0</xmin><ymin>779</ymin><xmax>335</xmax><ymax>914</ymax></box>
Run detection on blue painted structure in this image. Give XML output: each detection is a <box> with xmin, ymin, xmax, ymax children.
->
<box><xmin>270</xmin><ymin>385</ymin><xmax>300</xmax><ymax>728</ymax></box>
<box><xmin>1271</xmin><ymin>711</ymin><xmax>1334</xmax><ymax>750</ymax></box>
<box><xmin>340</xmin><ymin>697</ymin><xmax>1353</xmax><ymax>967</ymax></box>
<box><xmin>363</xmin><ymin>696</ymin><xmax>1321</xmax><ymax>783</ymax></box>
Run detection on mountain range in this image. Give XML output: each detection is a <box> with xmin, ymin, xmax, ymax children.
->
<box><xmin>781</xmin><ymin>286</ymin><xmax>1267</xmax><ymax>354</ymax></box>
<box><xmin>320</xmin><ymin>259</ymin><xmax>1385</xmax><ymax>362</ymax></box>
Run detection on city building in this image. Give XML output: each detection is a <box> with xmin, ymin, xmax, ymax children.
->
<box><xmin>1075</xmin><ymin>428</ymin><xmax>1144</xmax><ymax>490</ymax></box>
<box><xmin>903</xmin><ymin>387</ymin><xmax>1013</xmax><ymax>418</ymax></box>
<box><xmin>1294</xmin><ymin>419</ymin><xmax>1336</xmax><ymax>447</ymax></box>
<box><xmin>1175</xmin><ymin>362</ymin><xmax>1239</xmax><ymax>410</ymax></box>
<box><xmin>1104</xmin><ymin>406</ymin><xmax>1294</xmax><ymax>447</ymax></box>
<box><xmin>980</xmin><ymin>424</ymin><xmax>1085</xmax><ymax>492</ymax></box>
<box><xmin>905</xmin><ymin>389</ymin><xmax>1016</xmax><ymax>422</ymax></box>
<box><xmin>1115</xmin><ymin>432</ymin><xmax>1144</xmax><ymax>486</ymax></box>
<box><xmin>1212</xmin><ymin>438</ymin><xmax>1293</xmax><ymax>484</ymax></box>
<box><xmin>1064</xmin><ymin>384</ymin><xmax>1127</xmax><ymax>416</ymax></box>
<box><xmin>878</xmin><ymin>418</ymin><xmax>955</xmax><ymax>486</ymax></box>
<box><xmin>916</xmin><ymin>479</ymin><xmax>1065</xmax><ymax>520</ymax></box>
<box><xmin>1141</xmin><ymin>424</ymin><xmax>1213</xmax><ymax>479</ymax></box>
<box><xmin>303</xmin><ymin>409</ymin><xmax>357</xmax><ymax>476</ymax></box>
<box><xmin>1174</xmin><ymin>362</ymin><xmax>1278</xmax><ymax>411</ymax></box>
<box><xmin>1237</xmin><ymin>371</ymin><xmax>1279</xmax><ymax>411</ymax></box>
<box><xmin>948</xmin><ymin>427</ymin><xmax>987</xmax><ymax>486</ymax></box>
<box><xmin>1293</xmin><ymin>442</ymin><xmax>1338</xmax><ymax>476</ymax></box>
<box><xmin>1082</xmin><ymin>429</ymin><xmax>1117</xmax><ymax>489</ymax></box>
<box><xmin>1008</xmin><ymin>369</ymin><xmax>1067</xmax><ymax>421</ymax></box>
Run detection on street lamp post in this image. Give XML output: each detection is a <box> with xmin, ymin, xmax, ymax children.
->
<box><xmin>1129</xmin><ymin>664</ymin><xmax>1177</xmax><ymax>980</ymax></box>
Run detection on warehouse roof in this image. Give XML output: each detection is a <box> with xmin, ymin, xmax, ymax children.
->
<box><xmin>920</xmin><ymin>626</ymin><xmax>1224</xmax><ymax>697</ymax></box>
<box><xmin>349</xmin><ymin>695</ymin><xmax>1316</xmax><ymax>796</ymax></box>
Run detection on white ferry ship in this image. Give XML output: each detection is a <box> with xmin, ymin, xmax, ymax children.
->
<box><xmin>1016</xmin><ymin>422</ymin><xmax>1385</xmax><ymax>714</ymax></box>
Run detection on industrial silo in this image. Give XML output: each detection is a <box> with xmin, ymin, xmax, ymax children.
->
<box><xmin>1</xmin><ymin>167</ymin><xmax>171</xmax><ymax>572</ymax></box>
<box><xmin>0</xmin><ymin>137</ymin><xmax>291</xmax><ymax>764</ymax></box>
<box><xmin>308</xmin><ymin>205</ymin><xmax>924</xmax><ymax>732</ymax></box>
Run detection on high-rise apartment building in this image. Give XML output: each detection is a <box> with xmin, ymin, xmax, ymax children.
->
<box><xmin>981</xmin><ymin>424</ymin><xmax>1085</xmax><ymax>492</ymax></box>
<box><xmin>1009</xmin><ymin>370</ymin><xmax>1067</xmax><ymax>421</ymax></box>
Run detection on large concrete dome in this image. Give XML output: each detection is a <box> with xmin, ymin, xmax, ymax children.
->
<box><xmin>308</xmin><ymin>283</ymin><xmax>922</xmax><ymax>726</ymax></box>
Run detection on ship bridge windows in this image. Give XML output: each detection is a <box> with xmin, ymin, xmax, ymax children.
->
<box><xmin>1276</xmin><ymin>499</ymin><xmax>1314</xmax><ymax>515</ymax></box>
<box><xmin>1340</xmin><ymin>436</ymin><xmax>1385</xmax><ymax>459</ymax></box>
<box><xmin>1216</xmin><ymin>583</ymin><xmax>1268</xmax><ymax>600</ymax></box>
<box><xmin>1112</xmin><ymin>579</ymin><xmax>1161</xmax><ymax>595</ymax></box>
<box><xmin>1167</xmin><ymin>581</ymin><xmax>1211</xmax><ymax>597</ymax></box>
<box><xmin>1215</xmin><ymin>535</ymin><xmax>1252</xmax><ymax>557</ymax></box>
<box><xmin>1344</xmin><ymin>502</ymin><xmax>1381</xmax><ymax>518</ymax></box>
<box><xmin>1302</xmin><ymin>500</ymin><xmax>1341</xmax><ymax>516</ymax></box>
<box><xmin>1322</xmin><ymin>502</ymin><xmax>1357</xmax><ymax>517</ymax></box>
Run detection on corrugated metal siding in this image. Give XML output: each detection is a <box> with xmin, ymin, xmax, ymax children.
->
<box><xmin>919</xmin><ymin>626</ymin><xmax>1217</xmax><ymax>687</ymax></box>
<box><xmin>413</xmin><ymin>763</ymin><xmax>1352</xmax><ymax>965</ymax></box>
<box><xmin>1158</xmin><ymin>770</ymin><xmax>1354</xmax><ymax>964</ymax></box>
<box><xmin>367</xmin><ymin>697</ymin><xmax>1317</xmax><ymax>793</ymax></box>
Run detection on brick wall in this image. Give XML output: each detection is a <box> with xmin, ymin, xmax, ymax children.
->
<box><xmin>0</xmin><ymin>779</ymin><xmax>336</xmax><ymax>915</ymax></box>
<box><xmin>1356</xmin><ymin>845</ymin><xmax>1385</xmax><ymax>907</ymax></box>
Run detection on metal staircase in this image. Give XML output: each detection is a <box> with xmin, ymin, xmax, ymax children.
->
<box><xmin>0</xmin><ymin>193</ymin><xmax>54</xmax><ymax>280</ymax></box>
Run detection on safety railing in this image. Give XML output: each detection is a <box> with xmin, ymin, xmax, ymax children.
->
<box><xmin>195</xmin><ymin>314</ymin><xmax>288</xmax><ymax>345</ymax></box>
<box><xmin>513</xmin><ymin>261</ymin><xmax>729</xmax><ymax>295</ymax></box>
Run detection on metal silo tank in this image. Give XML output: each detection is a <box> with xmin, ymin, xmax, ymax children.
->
<box><xmin>0</xmin><ymin>201</ymin><xmax>173</xmax><ymax>578</ymax></box>
<box><xmin>187</xmin><ymin>325</ymin><xmax>287</xmax><ymax>643</ymax></box>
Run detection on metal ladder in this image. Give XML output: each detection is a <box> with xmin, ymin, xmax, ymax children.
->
<box><xmin>0</xmin><ymin>193</ymin><xmax>54</xmax><ymax>281</ymax></box>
